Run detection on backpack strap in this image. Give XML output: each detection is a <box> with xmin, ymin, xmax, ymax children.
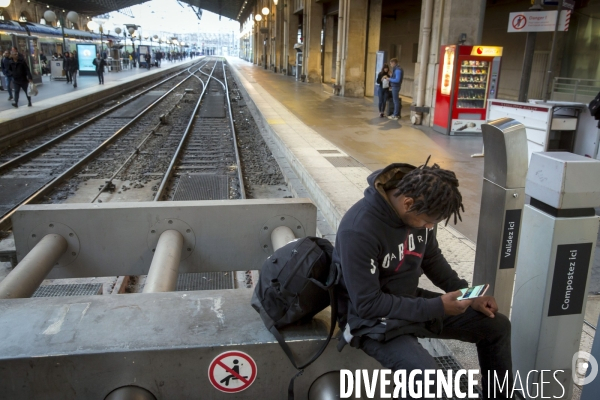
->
<box><xmin>270</xmin><ymin>269</ymin><xmax>339</xmax><ymax>400</ymax></box>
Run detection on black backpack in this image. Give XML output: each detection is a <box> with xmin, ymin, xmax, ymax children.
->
<box><xmin>251</xmin><ymin>236</ymin><xmax>338</xmax><ymax>400</ymax></box>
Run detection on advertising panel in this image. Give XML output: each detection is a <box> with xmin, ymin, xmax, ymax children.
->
<box><xmin>77</xmin><ymin>44</ymin><xmax>97</xmax><ymax>75</ymax></box>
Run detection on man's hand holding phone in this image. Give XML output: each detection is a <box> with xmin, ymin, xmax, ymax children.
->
<box><xmin>441</xmin><ymin>290</ymin><xmax>472</xmax><ymax>315</ymax></box>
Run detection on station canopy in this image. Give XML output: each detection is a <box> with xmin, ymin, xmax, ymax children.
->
<box><xmin>41</xmin><ymin>0</ymin><xmax>248</xmax><ymax>20</ymax></box>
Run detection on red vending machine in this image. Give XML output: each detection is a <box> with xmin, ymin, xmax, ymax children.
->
<box><xmin>433</xmin><ymin>45</ymin><xmax>503</xmax><ymax>135</ymax></box>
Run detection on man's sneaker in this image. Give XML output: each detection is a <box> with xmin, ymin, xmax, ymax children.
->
<box><xmin>11</xmin><ymin>102</ymin><xmax>17</xmax><ymax>108</ymax></box>
<box><xmin>387</xmin><ymin>115</ymin><xmax>399</xmax><ymax>120</ymax></box>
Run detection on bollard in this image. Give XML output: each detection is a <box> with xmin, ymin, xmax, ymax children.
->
<box><xmin>512</xmin><ymin>152</ymin><xmax>600</xmax><ymax>399</ymax></box>
<box><xmin>0</xmin><ymin>234</ymin><xmax>68</xmax><ymax>299</ymax></box>
<box><xmin>473</xmin><ymin>118</ymin><xmax>528</xmax><ymax>314</ymax></box>
<box><xmin>143</xmin><ymin>230</ymin><xmax>184</xmax><ymax>293</ymax></box>
<box><xmin>271</xmin><ymin>226</ymin><xmax>296</xmax><ymax>251</ymax></box>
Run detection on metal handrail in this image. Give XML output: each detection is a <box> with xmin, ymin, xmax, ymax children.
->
<box><xmin>551</xmin><ymin>77</ymin><xmax>600</xmax><ymax>102</ymax></box>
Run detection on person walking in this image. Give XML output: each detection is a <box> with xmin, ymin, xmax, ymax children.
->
<box><xmin>376</xmin><ymin>64</ymin><xmax>391</xmax><ymax>118</ymax></box>
<box><xmin>8</xmin><ymin>48</ymin><xmax>33</xmax><ymax>108</ymax></box>
<box><xmin>144</xmin><ymin>52</ymin><xmax>151</xmax><ymax>70</ymax></box>
<box><xmin>70</xmin><ymin>51</ymin><xmax>79</xmax><ymax>88</ymax></box>
<box><xmin>63</xmin><ymin>52</ymin><xmax>72</xmax><ymax>84</ymax></box>
<box><xmin>92</xmin><ymin>53</ymin><xmax>106</xmax><ymax>85</ymax></box>
<box><xmin>1</xmin><ymin>51</ymin><xmax>13</xmax><ymax>101</ymax></box>
<box><xmin>387</xmin><ymin>58</ymin><xmax>404</xmax><ymax>121</ymax></box>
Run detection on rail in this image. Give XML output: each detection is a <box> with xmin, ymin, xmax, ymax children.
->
<box><xmin>0</xmin><ymin>61</ymin><xmax>208</xmax><ymax>231</ymax></box>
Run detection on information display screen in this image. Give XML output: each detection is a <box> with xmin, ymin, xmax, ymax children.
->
<box><xmin>77</xmin><ymin>44</ymin><xmax>97</xmax><ymax>72</ymax></box>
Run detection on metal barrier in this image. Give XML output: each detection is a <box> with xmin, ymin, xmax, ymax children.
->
<box><xmin>473</xmin><ymin>118</ymin><xmax>528</xmax><ymax>314</ymax></box>
<box><xmin>0</xmin><ymin>199</ymin><xmax>382</xmax><ymax>399</ymax></box>
<box><xmin>551</xmin><ymin>77</ymin><xmax>600</xmax><ymax>103</ymax></box>
<box><xmin>512</xmin><ymin>152</ymin><xmax>600</xmax><ymax>399</ymax></box>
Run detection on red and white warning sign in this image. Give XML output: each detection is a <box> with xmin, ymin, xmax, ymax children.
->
<box><xmin>208</xmin><ymin>351</ymin><xmax>257</xmax><ymax>393</ymax></box>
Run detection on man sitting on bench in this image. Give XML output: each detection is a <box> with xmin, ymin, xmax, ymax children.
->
<box><xmin>333</xmin><ymin>160</ymin><xmax>513</xmax><ymax>399</ymax></box>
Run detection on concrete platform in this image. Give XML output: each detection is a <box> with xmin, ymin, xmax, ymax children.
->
<box><xmin>227</xmin><ymin>57</ymin><xmax>597</xmax><ymax>398</ymax></box>
<box><xmin>0</xmin><ymin>58</ymin><xmax>201</xmax><ymax>149</ymax></box>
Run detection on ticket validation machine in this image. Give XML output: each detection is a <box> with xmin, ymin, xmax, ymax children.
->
<box><xmin>512</xmin><ymin>153</ymin><xmax>600</xmax><ymax>399</ymax></box>
<box><xmin>473</xmin><ymin>118</ymin><xmax>527</xmax><ymax>314</ymax></box>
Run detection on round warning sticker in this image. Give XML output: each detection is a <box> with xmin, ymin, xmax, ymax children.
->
<box><xmin>208</xmin><ymin>351</ymin><xmax>257</xmax><ymax>393</ymax></box>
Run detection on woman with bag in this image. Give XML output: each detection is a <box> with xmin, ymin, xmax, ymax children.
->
<box><xmin>8</xmin><ymin>48</ymin><xmax>33</xmax><ymax>108</ymax></box>
<box><xmin>376</xmin><ymin>64</ymin><xmax>391</xmax><ymax>118</ymax></box>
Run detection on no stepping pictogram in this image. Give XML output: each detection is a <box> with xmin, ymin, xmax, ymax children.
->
<box><xmin>208</xmin><ymin>351</ymin><xmax>257</xmax><ymax>393</ymax></box>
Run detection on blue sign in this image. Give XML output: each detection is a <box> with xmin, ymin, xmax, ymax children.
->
<box><xmin>77</xmin><ymin>44</ymin><xmax>97</xmax><ymax>72</ymax></box>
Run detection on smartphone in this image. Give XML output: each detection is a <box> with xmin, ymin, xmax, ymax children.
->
<box><xmin>457</xmin><ymin>284</ymin><xmax>489</xmax><ymax>300</ymax></box>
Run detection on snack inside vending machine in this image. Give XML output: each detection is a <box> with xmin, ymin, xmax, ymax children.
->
<box><xmin>433</xmin><ymin>45</ymin><xmax>502</xmax><ymax>135</ymax></box>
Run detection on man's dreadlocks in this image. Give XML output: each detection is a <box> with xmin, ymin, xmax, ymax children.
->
<box><xmin>393</xmin><ymin>157</ymin><xmax>464</xmax><ymax>225</ymax></box>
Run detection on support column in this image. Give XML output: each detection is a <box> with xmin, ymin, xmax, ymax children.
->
<box><xmin>420</xmin><ymin>0</ymin><xmax>487</xmax><ymax>126</ymax></box>
<box><xmin>365</xmin><ymin>0</ymin><xmax>382</xmax><ymax>97</ymax></box>
<box><xmin>304</xmin><ymin>0</ymin><xmax>323</xmax><ymax>83</ymax></box>
<box><xmin>323</xmin><ymin>16</ymin><xmax>335</xmax><ymax>83</ymax></box>
<box><xmin>285</xmin><ymin>5</ymin><xmax>299</xmax><ymax>75</ymax></box>
<box><xmin>276</xmin><ymin>3</ymin><xmax>284</xmax><ymax>72</ymax></box>
<box><xmin>341</xmin><ymin>0</ymin><xmax>369</xmax><ymax>97</ymax></box>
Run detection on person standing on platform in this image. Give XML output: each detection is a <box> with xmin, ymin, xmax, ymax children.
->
<box><xmin>377</xmin><ymin>64</ymin><xmax>391</xmax><ymax>118</ymax></box>
<box><xmin>387</xmin><ymin>58</ymin><xmax>404</xmax><ymax>121</ymax></box>
<box><xmin>144</xmin><ymin>52</ymin><xmax>151</xmax><ymax>70</ymax></box>
<box><xmin>2</xmin><ymin>51</ymin><xmax>13</xmax><ymax>101</ymax></box>
<box><xmin>92</xmin><ymin>53</ymin><xmax>106</xmax><ymax>85</ymax></box>
<box><xmin>70</xmin><ymin>51</ymin><xmax>79</xmax><ymax>88</ymax></box>
<box><xmin>8</xmin><ymin>48</ymin><xmax>33</xmax><ymax>108</ymax></box>
<box><xmin>63</xmin><ymin>52</ymin><xmax>72</xmax><ymax>84</ymax></box>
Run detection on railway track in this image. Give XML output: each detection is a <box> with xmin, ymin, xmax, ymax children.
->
<box><xmin>155</xmin><ymin>59</ymin><xmax>245</xmax><ymax>201</ymax></box>
<box><xmin>0</xmin><ymin>59</ymin><xmax>210</xmax><ymax>230</ymax></box>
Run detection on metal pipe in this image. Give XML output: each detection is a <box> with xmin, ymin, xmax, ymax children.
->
<box><xmin>334</xmin><ymin>0</ymin><xmax>346</xmax><ymax>94</ymax></box>
<box><xmin>517</xmin><ymin>0</ymin><xmax>543</xmax><ymax>102</ymax></box>
<box><xmin>542</xmin><ymin>0</ymin><xmax>564</xmax><ymax>101</ymax></box>
<box><xmin>271</xmin><ymin>226</ymin><xmax>296</xmax><ymax>251</ymax></box>
<box><xmin>0</xmin><ymin>234</ymin><xmax>68</xmax><ymax>299</ymax></box>
<box><xmin>413</xmin><ymin>0</ymin><xmax>435</xmax><ymax>124</ymax></box>
<box><xmin>143</xmin><ymin>230</ymin><xmax>184</xmax><ymax>293</ymax></box>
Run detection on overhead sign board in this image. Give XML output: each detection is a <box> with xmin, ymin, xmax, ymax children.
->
<box><xmin>508</xmin><ymin>10</ymin><xmax>570</xmax><ymax>32</ymax></box>
<box><xmin>542</xmin><ymin>0</ymin><xmax>575</xmax><ymax>9</ymax></box>
<box><xmin>470</xmin><ymin>46</ymin><xmax>503</xmax><ymax>57</ymax></box>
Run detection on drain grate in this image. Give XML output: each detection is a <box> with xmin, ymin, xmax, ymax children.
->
<box><xmin>33</xmin><ymin>283</ymin><xmax>103</xmax><ymax>297</ymax></box>
<box><xmin>434</xmin><ymin>356</ymin><xmax>483</xmax><ymax>399</ymax></box>
<box><xmin>173</xmin><ymin>174</ymin><xmax>229</xmax><ymax>201</ymax></box>
<box><xmin>317</xmin><ymin>150</ymin><xmax>341</xmax><ymax>154</ymax></box>
<box><xmin>176</xmin><ymin>272</ymin><xmax>234</xmax><ymax>291</ymax></box>
<box><xmin>0</xmin><ymin>177</ymin><xmax>51</xmax><ymax>218</ymax></box>
<box><xmin>199</xmin><ymin>95</ymin><xmax>225</xmax><ymax>118</ymax></box>
<box><xmin>324</xmin><ymin>156</ymin><xmax>363</xmax><ymax>168</ymax></box>
<box><xmin>110</xmin><ymin>91</ymin><xmax>166</xmax><ymax>118</ymax></box>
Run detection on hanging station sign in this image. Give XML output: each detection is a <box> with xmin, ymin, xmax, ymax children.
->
<box><xmin>508</xmin><ymin>10</ymin><xmax>571</xmax><ymax>33</ymax></box>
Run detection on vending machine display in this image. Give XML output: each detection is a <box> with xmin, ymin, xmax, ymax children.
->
<box><xmin>433</xmin><ymin>45</ymin><xmax>502</xmax><ymax>135</ymax></box>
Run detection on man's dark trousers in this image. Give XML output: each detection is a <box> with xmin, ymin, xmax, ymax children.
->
<box><xmin>97</xmin><ymin>71</ymin><xmax>104</xmax><ymax>84</ymax></box>
<box><xmin>391</xmin><ymin>86</ymin><xmax>401</xmax><ymax>117</ymax></box>
<box><xmin>358</xmin><ymin>308</ymin><xmax>513</xmax><ymax>400</ymax></box>
<box><xmin>13</xmin><ymin>81</ymin><xmax>29</xmax><ymax>105</ymax></box>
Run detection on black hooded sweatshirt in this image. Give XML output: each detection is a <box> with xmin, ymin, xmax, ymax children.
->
<box><xmin>333</xmin><ymin>163</ymin><xmax>468</xmax><ymax>335</ymax></box>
